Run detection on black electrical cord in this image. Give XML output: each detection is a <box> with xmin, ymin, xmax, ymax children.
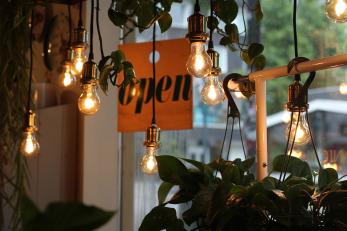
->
<box><xmin>226</xmin><ymin>117</ymin><xmax>235</xmax><ymax>161</ymax></box>
<box><xmin>151</xmin><ymin>3</ymin><xmax>157</xmax><ymax>125</ymax></box>
<box><xmin>68</xmin><ymin>2</ymin><xmax>72</xmax><ymax>46</ymax></box>
<box><xmin>78</xmin><ymin>0</ymin><xmax>83</xmax><ymax>27</ymax></box>
<box><xmin>89</xmin><ymin>0</ymin><xmax>94</xmax><ymax>60</ymax></box>
<box><xmin>305</xmin><ymin>109</ymin><xmax>322</xmax><ymax>169</ymax></box>
<box><xmin>208</xmin><ymin>0</ymin><xmax>214</xmax><ymax>50</ymax></box>
<box><xmin>26</xmin><ymin>10</ymin><xmax>34</xmax><ymax>118</ymax></box>
<box><xmin>293</xmin><ymin>0</ymin><xmax>300</xmax><ymax>81</ymax></box>
<box><xmin>96</xmin><ymin>0</ymin><xmax>105</xmax><ymax>58</ymax></box>
<box><xmin>238</xmin><ymin>118</ymin><xmax>247</xmax><ymax>160</ymax></box>
<box><xmin>194</xmin><ymin>0</ymin><xmax>200</xmax><ymax>13</ymax></box>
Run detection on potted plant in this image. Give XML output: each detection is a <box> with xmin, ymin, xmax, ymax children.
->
<box><xmin>139</xmin><ymin>155</ymin><xmax>347</xmax><ymax>231</ymax></box>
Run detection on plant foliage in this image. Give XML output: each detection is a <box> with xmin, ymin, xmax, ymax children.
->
<box><xmin>139</xmin><ymin>155</ymin><xmax>347</xmax><ymax>231</ymax></box>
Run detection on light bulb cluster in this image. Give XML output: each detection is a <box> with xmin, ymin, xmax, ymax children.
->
<box><xmin>326</xmin><ymin>0</ymin><xmax>347</xmax><ymax>23</ymax></box>
<box><xmin>20</xmin><ymin>111</ymin><xmax>40</xmax><ymax>157</ymax></box>
<box><xmin>140</xmin><ymin>124</ymin><xmax>160</xmax><ymax>175</ymax></box>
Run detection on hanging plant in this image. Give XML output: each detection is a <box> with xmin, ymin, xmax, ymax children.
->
<box><xmin>139</xmin><ymin>155</ymin><xmax>347</xmax><ymax>231</ymax></box>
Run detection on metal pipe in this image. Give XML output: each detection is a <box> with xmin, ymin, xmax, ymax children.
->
<box><xmin>255</xmin><ymin>80</ymin><xmax>268</xmax><ymax>179</ymax></box>
<box><xmin>249</xmin><ymin>53</ymin><xmax>347</xmax><ymax>81</ymax></box>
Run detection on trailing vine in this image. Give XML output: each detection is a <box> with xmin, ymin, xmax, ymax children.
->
<box><xmin>0</xmin><ymin>1</ymin><xmax>35</xmax><ymax>230</ymax></box>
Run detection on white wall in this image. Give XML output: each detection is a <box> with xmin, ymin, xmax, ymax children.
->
<box><xmin>81</xmin><ymin>1</ymin><xmax>121</xmax><ymax>230</ymax></box>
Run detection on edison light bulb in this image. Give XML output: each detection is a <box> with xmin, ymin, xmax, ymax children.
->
<box><xmin>339</xmin><ymin>82</ymin><xmax>347</xmax><ymax>94</ymax></box>
<box><xmin>72</xmin><ymin>47</ymin><xmax>87</xmax><ymax>76</ymax></box>
<box><xmin>140</xmin><ymin>146</ymin><xmax>158</xmax><ymax>175</ymax></box>
<box><xmin>186</xmin><ymin>42</ymin><xmax>212</xmax><ymax>78</ymax></box>
<box><xmin>20</xmin><ymin>131</ymin><xmax>40</xmax><ymax>157</ymax></box>
<box><xmin>285</xmin><ymin>112</ymin><xmax>310</xmax><ymax>146</ymax></box>
<box><xmin>326</xmin><ymin>0</ymin><xmax>347</xmax><ymax>22</ymax></box>
<box><xmin>78</xmin><ymin>83</ymin><xmax>101</xmax><ymax>115</ymax></box>
<box><xmin>59</xmin><ymin>63</ymin><xmax>76</xmax><ymax>87</ymax></box>
<box><xmin>201</xmin><ymin>75</ymin><xmax>225</xmax><ymax>105</ymax></box>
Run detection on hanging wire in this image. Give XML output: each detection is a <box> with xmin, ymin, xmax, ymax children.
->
<box><xmin>96</xmin><ymin>0</ymin><xmax>105</xmax><ymax>58</ymax></box>
<box><xmin>194</xmin><ymin>0</ymin><xmax>200</xmax><ymax>12</ymax></box>
<box><xmin>88</xmin><ymin>0</ymin><xmax>94</xmax><ymax>60</ymax></box>
<box><xmin>238</xmin><ymin>118</ymin><xmax>247</xmax><ymax>160</ymax></box>
<box><xmin>219</xmin><ymin>107</ymin><xmax>231</xmax><ymax>160</ymax></box>
<box><xmin>305</xmin><ymin>109</ymin><xmax>322</xmax><ymax>168</ymax></box>
<box><xmin>208</xmin><ymin>0</ymin><xmax>214</xmax><ymax>49</ymax></box>
<box><xmin>68</xmin><ymin>2</ymin><xmax>72</xmax><ymax>46</ymax></box>
<box><xmin>226</xmin><ymin>117</ymin><xmax>235</xmax><ymax>161</ymax></box>
<box><xmin>293</xmin><ymin>0</ymin><xmax>300</xmax><ymax>81</ymax></box>
<box><xmin>78</xmin><ymin>0</ymin><xmax>83</xmax><ymax>27</ymax></box>
<box><xmin>26</xmin><ymin>10</ymin><xmax>34</xmax><ymax>117</ymax></box>
<box><xmin>151</xmin><ymin>1</ymin><xmax>157</xmax><ymax>125</ymax></box>
<box><xmin>282</xmin><ymin>111</ymin><xmax>301</xmax><ymax>182</ymax></box>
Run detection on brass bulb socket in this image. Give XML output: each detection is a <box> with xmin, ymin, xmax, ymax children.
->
<box><xmin>207</xmin><ymin>49</ymin><xmax>221</xmax><ymax>72</ymax></box>
<box><xmin>81</xmin><ymin>60</ymin><xmax>98</xmax><ymax>84</ymax></box>
<box><xmin>72</xmin><ymin>26</ymin><xmax>88</xmax><ymax>48</ymax></box>
<box><xmin>144</xmin><ymin>124</ymin><xmax>160</xmax><ymax>148</ymax></box>
<box><xmin>286</xmin><ymin>81</ymin><xmax>308</xmax><ymax>112</ymax></box>
<box><xmin>186</xmin><ymin>12</ymin><xmax>208</xmax><ymax>43</ymax></box>
<box><xmin>65</xmin><ymin>47</ymin><xmax>74</xmax><ymax>62</ymax></box>
<box><xmin>25</xmin><ymin>110</ymin><xmax>37</xmax><ymax>132</ymax></box>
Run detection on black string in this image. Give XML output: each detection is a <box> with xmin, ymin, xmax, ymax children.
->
<box><xmin>226</xmin><ymin>118</ymin><xmax>235</xmax><ymax>161</ymax></box>
<box><xmin>219</xmin><ymin>106</ymin><xmax>231</xmax><ymax>160</ymax></box>
<box><xmin>78</xmin><ymin>0</ymin><xmax>83</xmax><ymax>27</ymax></box>
<box><xmin>278</xmin><ymin>111</ymin><xmax>294</xmax><ymax>183</ymax></box>
<box><xmin>238</xmin><ymin>118</ymin><xmax>247</xmax><ymax>160</ymax></box>
<box><xmin>96</xmin><ymin>0</ymin><xmax>104</xmax><ymax>58</ymax></box>
<box><xmin>151</xmin><ymin>2</ymin><xmax>157</xmax><ymax>125</ymax></box>
<box><xmin>89</xmin><ymin>0</ymin><xmax>94</xmax><ymax>60</ymax></box>
<box><xmin>282</xmin><ymin>111</ymin><xmax>301</xmax><ymax>182</ymax></box>
<box><xmin>305</xmin><ymin>109</ymin><xmax>322</xmax><ymax>169</ymax></box>
<box><xmin>194</xmin><ymin>0</ymin><xmax>200</xmax><ymax>12</ymax></box>
<box><xmin>26</xmin><ymin>10</ymin><xmax>34</xmax><ymax>116</ymax></box>
<box><xmin>68</xmin><ymin>2</ymin><xmax>72</xmax><ymax>46</ymax></box>
<box><xmin>208</xmin><ymin>0</ymin><xmax>214</xmax><ymax>49</ymax></box>
<box><xmin>293</xmin><ymin>0</ymin><xmax>300</xmax><ymax>81</ymax></box>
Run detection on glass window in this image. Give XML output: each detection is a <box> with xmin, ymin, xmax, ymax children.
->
<box><xmin>123</xmin><ymin>1</ymin><xmax>347</xmax><ymax>230</ymax></box>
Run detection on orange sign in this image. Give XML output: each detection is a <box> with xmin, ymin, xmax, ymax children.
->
<box><xmin>118</xmin><ymin>39</ymin><xmax>193</xmax><ymax>132</ymax></box>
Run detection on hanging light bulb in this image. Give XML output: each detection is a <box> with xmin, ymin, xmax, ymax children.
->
<box><xmin>185</xmin><ymin>2</ymin><xmax>212</xmax><ymax>78</ymax></box>
<box><xmin>72</xmin><ymin>47</ymin><xmax>87</xmax><ymax>76</ymax></box>
<box><xmin>285</xmin><ymin>81</ymin><xmax>310</xmax><ymax>146</ymax></box>
<box><xmin>20</xmin><ymin>111</ymin><xmax>40</xmax><ymax>157</ymax></box>
<box><xmin>141</xmin><ymin>124</ymin><xmax>160</xmax><ymax>175</ymax></box>
<box><xmin>200</xmin><ymin>49</ymin><xmax>224</xmax><ymax>105</ymax></box>
<box><xmin>285</xmin><ymin>112</ymin><xmax>310</xmax><ymax>145</ymax></box>
<box><xmin>201</xmin><ymin>76</ymin><xmax>224</xmax><ymax>105</ymax></box>
<box><xmin>186</xmin><ymin>42</ymin><xmax>212</xmax><ymax>77</ymax></box>
<box><xmin>59</xmin><ymin>61</ymin><xmax>76</xmax><ymax>87</ymax></box>
<box><xmin>71</xmin><ymin>22</ymin><xmax>88</xmax><ymax>77</ymax></box>
<box><xmin>339</xmin><ymin>82</ymin><xmax>347</xmax><ymax>94</ymax></box>
<box><xmin>326</xmin><ymin>0</ymin><xmax>347</xmax><ymax>22</ymax></box>
<box><xmin>78</xmin><ymin>60</ymin><xmax>100</xmax><ymax>115</ymax></box>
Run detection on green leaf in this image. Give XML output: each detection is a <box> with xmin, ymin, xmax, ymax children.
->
<box><xmin>20</xmin><ymin>195</ymin><xmax>40</xmax><ymax>229</ymax></box>
<box><xmin>99</xmin><ymin>64</ymin><xmax>114</xmax><ymax>94</ymax></box>
<box><xmin>158</xmin><ymin>12</ymin><xmax>172</xmax><ymax>33</ymax></box>
<box><xmin>225</xmin><ymin>23</ymin><xmax>239</xmax><ymax>43</ymax></box>
<box><xmin>272</xmin><ymin>155</ymin><xmax>312</xmax><ymax>181</ymax></box>
<box><xmin>108</xmin><ymin>9</ymin><xmax>127</xmax><ymax>27</ymax></box>
<box><xmin>221</xmin><ymin>165</ymin><xmax>240</xmax><ymax>184</ymax></box>
<box><xmin>255</xmin><ymin>0</ymin><xmax>263</xmax><ymax>22</ymax></box>
<box><xmin>241</xmin><ymin>157</ymin><xmax>255</xmax><ymax>171</ymax></box>
<box><xmin>240</xmin><ymin>50</ymin><xmax>251</xmax><ymax>65</ymax></box>
<box><xmin>252</xmin><ymin>54</ymin><xmax>266</xmax><ymax>70</ymax></box>
<box><xmin>161</xmin><ymin>0</ymin><xmax>174</xmax><ymax>11</ymax></box>
<box><xmin>215</xmin><ymin>0</ymin><xmax>238</xmax><ymax>24</ymax></box>
<box><xmin>139</xmin><ymin>206</ymin><xmax>184</xmax><ymax>231</ymax></box>
<box><xmin>24</xmin><ymin>201</ymin><xmax>115</xmax><ymax>231</ymax></box>
<box><xmin>318</xmin><ymin>168</ymin><xmax>338</xmax><ymax>191</ymax></box>
<box><xmin>158</xmin><ymin>182</ymin><xmax>174</xmax><ymax>204</ymax></box>
<box><xmin>111</xmin><ymin>50</ymin><xmax>125</xmax><ymax>66</ymax></box>
<box><xmin>207</xmin><ymin>16</ymin><xmax>219</xmax><ymax>31</ymax></box>
<box><xmin>248</xmin><ymin>43</ymin><xmax>264</xmax><ymax>59</ymax></box>
<box><xmin>220</xmin><ymin>36</ymin><xmax>232</xmax><ymax>46</ymax></box>
<box><xmin>156</xmin><ymin>155</ymin><xmax>190</xmax><ymax>185</ymax></box>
